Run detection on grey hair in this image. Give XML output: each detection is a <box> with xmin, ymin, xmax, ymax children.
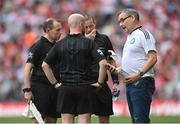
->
<box><xmin>84</xmin><ymin>14</ymin><xmax>96</xmax><ymax>22</ymax></box>
<box><xmin>118</xmin><ymin>8</ymin><xmax>140</xmax><ymax>21</ymax></box>
<box><xmin>68</xmin><ymin>13</ymin><xmax>85</xmax><ymax>28</ymax></box>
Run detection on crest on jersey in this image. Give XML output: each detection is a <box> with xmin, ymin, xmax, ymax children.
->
<box><xmin>28</xmin><ymin>52</ymin><xmax>33</xmax><ymax>59</ymax></box>
<box><xmin>130</xmin><ymin>38</ymin><xmax>135</xmax><ymax>44</ymax></box>
<box><xmin>97</xmin><ymin>49</ymin><xmax>104</xmax><ymax>56</ymax></box>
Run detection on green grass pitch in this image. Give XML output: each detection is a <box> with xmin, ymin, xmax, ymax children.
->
<box><xmin>0</xmin><ymin>116</ymin><xmax>180</xmax><ymax>123</ymax></box>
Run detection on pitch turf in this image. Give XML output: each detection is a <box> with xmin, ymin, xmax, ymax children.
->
<box><xmin>0</xmin><ymin>116</ymin><xmax>180</xmax><ymax>123</ymax></box>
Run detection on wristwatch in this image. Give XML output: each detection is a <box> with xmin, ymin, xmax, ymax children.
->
<box><xmin>22</xmin><ymin>88</ymin><xmax>32</xmax><ymax>93</ymax></box>
<box><xmin>139</xmin><ymin>71</ymin><xmax>144</xmax><ymax>77</ymax></box>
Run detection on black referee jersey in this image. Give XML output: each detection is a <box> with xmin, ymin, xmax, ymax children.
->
<box><xmin>90</xmin><ymin>32</ymin><xmax>115</xmax><ymax>81</ymax></box>
<box><xmin>44</xmin><ymin>33</ymin><xmax>104</xmax><ymax>86</ymax></box>
<box><xmin>26</xmin><ymin>36</ymin><xmax>59</xmax><ymax>85</ymax></box>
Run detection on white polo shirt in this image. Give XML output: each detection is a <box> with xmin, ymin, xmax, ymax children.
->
<box><xmin>121</xmin><ymin>27</ymin><xmax>156</xmax><ymax>77</ymax></box>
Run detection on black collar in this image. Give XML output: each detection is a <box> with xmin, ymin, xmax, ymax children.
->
<box><xmin>41</xmin><ymin>36</ymin><xmax>55</xmax><ymax>45</ymax></box>
<box><xmin>130</xmin><ymin>26</ymin><xmax>142</xmax><ymax>34</ymax></box>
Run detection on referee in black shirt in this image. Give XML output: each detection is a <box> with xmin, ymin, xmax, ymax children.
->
<box><xmin>23</xmin><ymin>18</ymin><xmax>62</xmax><ymax>123</ymax></box>
<box><xmin>42</xmin><ymin>13</ymin><xmax>107</xmax><ymax>123</ymax></box>
<box><xmin>84</xmin><ymin>15</ymin><xmax>119</xmax><ymax>123</ymax></box>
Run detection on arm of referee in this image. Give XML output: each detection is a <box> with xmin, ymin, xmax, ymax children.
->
<box><xmin>42</xmin><ymin>61</ymin><xmax>61</xmax><ymax>88</ymax></box>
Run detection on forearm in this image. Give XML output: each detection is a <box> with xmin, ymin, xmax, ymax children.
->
<box><xmin>140</xmin><ymin>52</ymin><xmax>157</xmax><ymax>74</ymax></box>
<box><xmin>24</xmin><ymin>63</ymin><xmax>33</xmax><ymax>88</ymax></box>
<box><xmin>24</xmin><ymin>73</ymin><xmax>31</xmax><ymax>88</ymax></box>
<box><xmin>42</xmin><ymin>62</ymin><xmax>58</xmax><ymax>85</ymax></box>
<box><xmin>98</xmin><ymin>59</ymin><xmax>107</xmax><ymax>84</ymax></box>
<box><xmin>108</xmin><ymin>59</ymin><xmax>119</xmax><ymax>84</ymax></box>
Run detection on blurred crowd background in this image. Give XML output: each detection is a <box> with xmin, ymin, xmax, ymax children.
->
<box><xmin>0</xmin><ymin>0</ymin><xmax>179</xmax><ymax>101</ymax></box>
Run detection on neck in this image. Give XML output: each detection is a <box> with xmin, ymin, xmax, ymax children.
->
<box><xmin>44</xmin><ymin>34</ymin><xmax>55</xmax><ymax>43</ymax></box>
<box><xmin>130</xmin><ymin>24</ymin><xmax>142</xmax><ymax>34</ymax></box>
<box><xmin>69</xmin><ymin>28</ymin><xmax>82</xmax><ymax>34</ymax></box>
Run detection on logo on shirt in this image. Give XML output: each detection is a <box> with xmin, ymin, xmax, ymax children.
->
<box><xmin>28</xmin><ymin>52</ymin><xmax>33</xmax><ymax>59</ymax></box>
<box><xmin>97</xmin><ymin>49</ymin><xmax>104</xmax><ymax>56</ymax></box>
<box><xmin>130</xmin><ymin>38</ymin><xmax>135</xmax><ymax>44</ymax></box>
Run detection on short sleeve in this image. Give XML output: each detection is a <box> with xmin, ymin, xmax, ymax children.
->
<box><xmin>26</xmin><ymin>43</ymin><xmax>41</xmax><ymax>65</ymax></box>
<box><xmin>44</xmin><ymin>44</ymin><xmax>58</xmax><ymax>66</ymax></box>
<box><xmin>91</xmin><ymin>41</ymin><xmax>105</xmax><ymax>63</ymax></box>
<box><xmin>140</xmin><ymin>30</ymin><xmax>157</xmax><ymax>54</ymax></box>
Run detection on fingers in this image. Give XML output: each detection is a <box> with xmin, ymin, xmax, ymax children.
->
<box><xmin>91</xmin><ymin>82</ymin><xmax>101</xmax><ymax>88</ymax></box>
<box><xmin>91</xmin><ymin>82</ymin><xmax>102</xmax><ymax>92</ymax></box>
<box><xmin>124</xmin><ymin>77</ymin><xmax>130</xmax><ymax>83</ymax></box>
<box><xmin>54</xmin><ymin>82</ymin><xmax>62</xmax><ymax>89</ymax></box>
<box><xmin>106</xmin><ymin>64</ymin><xmax>119</xmax><ymax>73</ymax></box>
<box><xmin>85</xmin><ymin>29</ymin><xmax>96</xmax><ymax>40</ymax></box>
<box><xmin>24</xmin><ymin>92</ymin><xmax>33</xmax><ymax>104</ymax></box>
<box><xmin>115</xmin><ymin>67</ymin><xmax>121</xmax><ymax>73</ymax></box>
<box><xmin>91</xmin><ymin>29</ymin><xmax>96</xmax><ymax>36</ymax></box>
<box><xmin>112</xmin><ymin>88</ymin><xmax>120</xmax><ymax>97</ymax></box>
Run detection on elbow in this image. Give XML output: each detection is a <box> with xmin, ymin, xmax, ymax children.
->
<box><xmin>42</xmin><ymin>61</ymin><xmax>49</xmax><ymax>70</ymax></box>
<box><xmin>154</xmin><ymin>56</ymin><xmax>157</xmax><ymax>65</ymax></box>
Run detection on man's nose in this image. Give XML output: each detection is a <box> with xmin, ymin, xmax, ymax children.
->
<box><xmin>119</xmin><ymin>22</ymin><xmax>123</xmax><ymax>27</ymax></box>
<box><xmin>86</xmin><ymin>28</ymin><xmax>91</xmax><ymax>33</ymax></box>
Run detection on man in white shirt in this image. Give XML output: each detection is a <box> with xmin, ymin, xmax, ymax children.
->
<box><xmin>116</xmin><ymin>9</ymin><xmax>157</xmax><ymax>123</ymax></box>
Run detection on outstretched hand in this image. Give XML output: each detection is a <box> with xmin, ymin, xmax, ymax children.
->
<box><xmin>106</xmin><ymin>63</ymin><xmax>121</xmax><ymax>74</ymax></box>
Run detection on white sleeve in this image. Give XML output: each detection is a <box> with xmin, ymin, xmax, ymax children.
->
<box><xmin>140</xmin><ymin>31</ymin><xmax>157</xmax><ymax>54</ymax></box>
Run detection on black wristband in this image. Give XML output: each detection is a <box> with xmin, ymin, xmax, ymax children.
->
<box><xmin>139</xmin><ymin>71</ymin><xmax>144</xmax><ymax>77</ymax></box>
<box><xmin>23</xmin><ymin>88</ymin><xmax>32</xmax><ymax>93</ymax></box>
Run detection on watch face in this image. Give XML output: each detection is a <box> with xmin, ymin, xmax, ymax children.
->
<box><xmin>140</xmin><ymin>72</ymin><xmax>144</xmax><ymax>76</ymax></box>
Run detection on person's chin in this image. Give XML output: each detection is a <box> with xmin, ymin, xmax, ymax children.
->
<box><xmin>123</xmin><ymin>28</ymin><xmax>128</xmax><ymax>33</ymax></box>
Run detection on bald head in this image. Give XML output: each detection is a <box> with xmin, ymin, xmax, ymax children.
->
<box><xmin>68</xmin><ymin>13</ymin><xmax>85</xmax><ymax>28</ymax></box>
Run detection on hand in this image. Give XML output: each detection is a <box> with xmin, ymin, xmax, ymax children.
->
<box><xmin>85</xmin><ymin>29</ymin><xmax>96</xmax><ymax>40</ymax></box>
<box><xmin>106</xmin><ymin>64</ymin><xmax>121</xmax><ymax>74</ymax></box>
<box><xmin>91</xmin><ymin>82</ymin><xmax>102</xmax><ymax>88</ymax></box>
<box><xmin>54</xmin><ymin>82</ymin><xmax>62</xmax><ymax>89</ymax></box>
<box><xmin>124</xmin><ymin>72</ymin><xmax>141</xmax><ymax>84</ymax></box>
<box><xmin>112</xmin><ymin>83</ymin><xmax>120</xmax><ymax>97</ymax></box>
<box><xmin>115</xmin><ymin>66</ymin><xmax>121</xmax><ymax>73</ymax></box>
<box><xmin>112</xmin><ymin>88</ymin><xmax>120</xmax><ymax>97</ymax></box>
<box><xmin>24</xmin><ymin>92</ymin><xmax>33</xmax><ymax>104</ymax></box>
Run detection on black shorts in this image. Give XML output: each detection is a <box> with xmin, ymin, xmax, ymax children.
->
<box><xmin>56</xmin><ymin>85</ymin><xmax>96</xmax><ymax>115</ymax></box>
<box><xmin>31</xmin><ymin>82</ymin><xmax>60</xmax><ymax>118</ymax></box>
<box><xmin>94</xmin><ymin>83</ymin><xmax>113</xmax><ymax>116</ymax></box>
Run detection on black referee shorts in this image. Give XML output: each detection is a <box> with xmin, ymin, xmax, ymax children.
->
<box><xmin>94</xmin><ymin>83</ymin><xmax>113</xmax><ymax>116</ymax></box>
<box><xmin>56</xmin><ymin>84</ymin><xmax>96</xmax><ymax>115</ymax></box>
<box><xmin>31</xmin><ymin>82</ymin><xmax>60</xmax><ymax>118</ymax></box>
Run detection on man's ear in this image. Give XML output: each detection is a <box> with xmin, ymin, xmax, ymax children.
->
<box><xmin>45</xmin><ymin>28</ymin><xmax>50</xmax><ymax>33</ymax></box>
<box><xmin>132</xmin><ymin>16</ymin><xmax>136</xmax><ymax>22</ymax></box>
<box><xmin>80</xmin><ymin>22</ymin><xmax>83</xmax><ymax>28</ymax></box>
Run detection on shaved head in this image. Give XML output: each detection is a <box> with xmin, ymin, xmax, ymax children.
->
<box><xmin>68</xmin><ymin>13</ymin><xmax>85</xmax><ymax>28</ymax></box>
